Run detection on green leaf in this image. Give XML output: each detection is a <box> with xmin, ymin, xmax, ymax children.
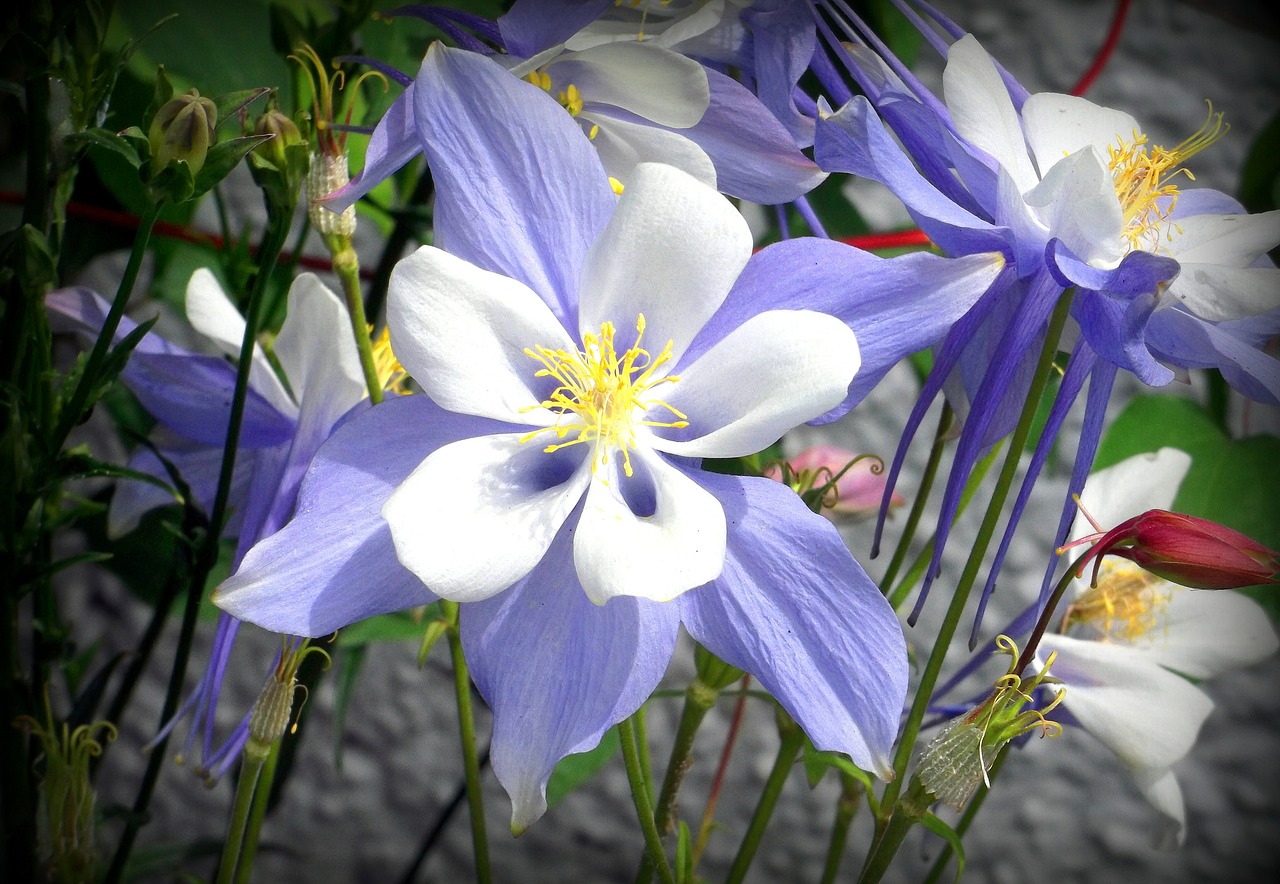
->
<box><xmin>801</xmin><ymin>745</ymin><xmax>876</xmax><ymax>797</ymax></box>
<box><xmin>546</xmin><ymin>729</ymin><xmax>621</xmax><ymax>809</ymax></box>
<box><xmin>334</xmin><ymin>609</ymin><xmax>434</xmax><ymax>648</ymax></box>
<box><xmin>675</xmin><ymin>821</ymin><xmax>694</xmax><ymax>884</ymax></box>
<box><xmin>920</xmin><ymin>811</ymin><xmax>966</xmax><ymax>882</ymax></box>
<box><xmin>65</xmin><ymin>127</ymin><xmax>143</xmax><ymax>168</ymax></box>
<box><xmin>212</xmin><ymin>86</ymin><xmax>271</xmax><ymax>131</ymax></box>
<box><xmin>191</xmin><ymin>133</ymin><xmax>273</xmax><ymax>199</ymax></box>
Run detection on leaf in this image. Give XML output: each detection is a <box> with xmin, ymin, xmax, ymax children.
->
<box><xmin>675</xmin><ymin>821</ymin><xmax>694</xmax><ymax>884</ymax></box>
<box><xmin>65</xmin><ymin>127</ymin><xmax>142</xmax><ymax>168</ymax></box>
<box><xmin>191</xmin><ymin>133</ymin><xmax>273</xmax><ymax>199</ymax></box>
<box><xmin>546</xmin><ymin>729</ymin><xmax>621</xmax><ymax>810</ymax></box>
<box><xmin>920</xmin><ymin>811</ymin><xmax>966</xmax><ymax>882</ymax></box>
<box><xmin>332</xmin><ymin>645</ymin><xmax>366</xmax><ymax>771</ymax></box>
<box><xmin>212</xmin><ymin>86</ymin><xmax>271</xmax><ymax>131</ymax></box>
<box><xmin>334</xmin><ymin>609</ymin><xmax>433</xmax><ymax>648</ymax></box>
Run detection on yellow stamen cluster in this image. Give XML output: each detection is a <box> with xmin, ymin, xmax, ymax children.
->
<box><xmin>1106</xmin><ymin>102</ymin><xmax>1228</xmax><ymax>254</ymax></box>
<box><xmin>520</xmin><ymin>314</ymin><xmax>687</xmax><ymax>478</ymax></box>
<box><xmin>524</xmin><ymin>71</ymin><xmax>585</xmax><ymax>117</ymax></box>
<box><xmin>371</xmin><ymin>326</ymin><xmax>409</xmax><ymax>394</ymax></box>
<box><xmin>1064</xmin><ymin>559</ymin><xmax>1171</xmax><ymax>643</ymax></box>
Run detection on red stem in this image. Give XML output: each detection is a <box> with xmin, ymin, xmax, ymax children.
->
<box><xmin>1071</xmin><ymin>0</ymin><xmax>1133</xmax><ymax>97</ymax></box>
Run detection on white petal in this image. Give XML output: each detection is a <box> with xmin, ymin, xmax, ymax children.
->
<box><xmin>582</xmin><ymin>112</ymin><xmax>717</xmax><ymax>191</ymax></box>
<box><xmin>942</xmin><ymin>35</ymin><xmax>1039</xmax><ymax>194</ymax></box>
<box><xmin>1069</xmin><ymin>448</ymin><xmax>1191</xmax><ymax>542</ymax></box>
<box><xmin>1165</xmin><ymin>263</ymin><xmax>1280</xmax><ymax>321</ymax></box>
<box><xmin>388</xmin><ymin>246</ymin><xmax>575</xmax><ymax>423</ymax></box>
<box><xmin>1162</xmin><ymin>210</ymin><xmax>1280</xmax><ymax>266</ymax></box>
<box><xmin>1024</xmin><ymin>147</ymin><xmax>1125</xmax><ymax>267</ymax></box>
<box><xmin>573</xmin><ymin>448</ymin><xmax>726</xmax><ymax>604</ymax></box>
<box><xmin>273</xmin><ymin>273</ymin><xmax>367</xmax><ymax>421</ymax></box>
<box><xmin>185</xmin><ymin>268</ymin><xmax>293</xmax><ymax>415</ymax></box>
<box><xmin>1140</xmin><ymin>588</ymin><xmax>1280</xmax><ymax>679</ymax></box>
<box><xmin>1022</xmin><ymin>92</ymin><xmax>1142</xmax><ymax>179</ymax></box>
<box><xmin>383</xmin><ymin>433</ymin><xmax>590</xmax><ymax>602</ymax></box>
<box><xmin>1131</xmin><ymin>767</ymin><xmax>1188</xmax><ymax>848</ymax></box>
<box><xmin>577</xmin><ymin>163</ymin><xmax>749</xmax><ymax>368</ymax></box>
<box><xmin>1038</xmin><ymin>633</ymin><xmax>1213</xmax><ymax>771</ymax></box>
<box><xmin>548</xmin><ymin>43</ymin><xmax>709</xmax><ymax>128</ymax></box>
<box><xmin>653</xmin><ymin>310</ymin><xmax>859</xmax><ymax>458</ymax></box>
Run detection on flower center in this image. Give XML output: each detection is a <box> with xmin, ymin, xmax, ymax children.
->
<box><xmin>524</xmin><ymin>70</ymin><xmax>601</xmax><ymax>140</ymax></box>
<box><xmin>520</xmin><ymin>314</ymin><xmax>687</xmax><ymax>477</ymax></box>
<box><xmin>1063</xmin><ymin>560</ymin><xmax>1171</xmax><ymax>643</ymax></box>
<box><xmin>1106</xmin><ymin>103</ymin><xmax>1227</xmax><ymax>254</ymax></box>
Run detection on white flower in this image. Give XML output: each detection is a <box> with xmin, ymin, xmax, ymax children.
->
<box><xmin>1036</xmin><ymin>448</ymin><xmax>1279</xmax><ymax>846</ymax></box>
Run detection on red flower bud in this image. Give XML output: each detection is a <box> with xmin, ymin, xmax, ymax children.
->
<box><xmin>1070</xmin><ymin>510</ymin><xmax>1280</xmax><ymax>590</ymax></box>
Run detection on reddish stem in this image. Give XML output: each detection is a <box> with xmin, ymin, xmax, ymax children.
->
<box><xmin>1071</xmin><ymin>0</ymin><xmax>1133</xmax><ymax>97</ymax></box>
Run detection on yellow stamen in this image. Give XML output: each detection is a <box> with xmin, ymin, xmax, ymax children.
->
<box><xmin>1106</xmin><ymin>102</ymin><xmax>1228</xmax><ymax>253</ymax></box>
<box><xmin>370</xmin><ymin>326</ymin><xmax>409</xmax><ymax>394</ymax></box>
<box><xmin>1063</xmin><ymin>560</ymin><xmax>1170</xmax><ymax>643</ymax></box>
<box><xmin>519</xmin><ymin>314</ymin><xmax>687</xmax><ymax>478</ymax></box>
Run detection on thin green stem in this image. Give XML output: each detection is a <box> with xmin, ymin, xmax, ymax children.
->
<box><xmin>922</xmin><ymin>751</ymin><xmax>1007</xmax><ymax>884</ymax></box>
<box><xmin>880</xmin><ymin>404</ymin><xmax>954</xmax><ymax>592</ymax></box>
<box><xmin>858</xmin><ymin>779</ymin><xmax>933</xmax><ymax>884</ymax></box>
<box><xmin>819</xmin><ymin>771</ymin><xmax>865</xmax><ymax>884</ymax></box>
<box><xmin>724</xmin><ymin>714</ymin><xmax>806</xmax><ymax>884</ymax></box>
<box><xmin>324</xmin><ymin>233</ymin><xmax>383</xmax><ymax>405</ymax></box>
<box><xmin>52</xmin><ymin>203</ymin><xmax>163</xmax><ymax>451</ymax></box>
<box><xmin>104</xmin><ymin>208</ymin><xmax>293</xmax><ymax>884</ymax></box>
<box><xmin>886</xmin><ymin>443</ymin><xmax>1002</xmax><ymax>611</ymax></box>
<box><xmin>619</xmin><ymin>716</ymin><xmax>675</xmax><ymax>884</ymax></box>
<box><xmin>214</xmin><ymin>754</ymin><xmax>266</xmax><ymax>884</ymax></box>
<box><xmin>442</xmin><ymin>600</ymin><xmax>491</xmax><ymax>884</ymax></box>
<box><xmin>234</xmin><ymin>739</ymin><xmax>283</xmax><ymax>884</ymax></box>
<box><xmin>636</xmin><ymin>678</ymin><xmax>719</xmax><ymax>883</ymax></box>
<box><xmin>876</xmin><ymin>291</ymin><xmax>1073</xmax><ymax>829</ymax></box>
<box><xmin>635</xmin><ymin>704</ymin><xmax>653</xmax><ymax>804</ymax></box>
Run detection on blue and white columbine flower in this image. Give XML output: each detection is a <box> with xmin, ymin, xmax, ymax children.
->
<box><xmin>812</xmin><ymin>19</ymin><xmax>1280</xmax><ymax>632</ymax></box>
<box><xmin>327</xmin><ymin>1</ymin><xmax>824</xmax><ymax>212</ymax></box>
<box><xmin>215</xmin><ymin>44</ymin><xmax>919</xmax><ymax>831</ymax></box>
<box><xmin>1035</xmin><ymin>448</ymin><xmax>1279</xmax><ymax>847</ymax></box>
<box><xmin>47</xmin><ymin>271</ymin><xmax>368</xmax><ymax>776</ymax></box>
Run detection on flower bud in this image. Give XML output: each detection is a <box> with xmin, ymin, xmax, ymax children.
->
<box><xmin>148</xmin><ymin>88</ymin><xmax>217</xmax><ymax>176</ymax></box>
<box><xmin>1071</xmin><ymin>509</ymin><xmax>1280</xmax><ymax>590</ymax></box>
<box><xmin>765</xmin><ymin>444</ymin><xmax>903</xmax><ymax>520</ymax></box>
<box><xmin>253</xmin><ymin>107</ymin><xmax>304</xmax><ymax>172</ymax></box>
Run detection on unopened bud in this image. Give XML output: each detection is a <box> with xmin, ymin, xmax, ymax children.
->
<box><xmin>1065</xmin><ymin>509</ymin><xmax>1280</xmax><ymax>590</ymax></box>
<box><xmin>149</xmin><ymin>89</ymin><xmax>217</xmax><ymax>176</ymax></box>
<box><xmin>245</xmin><ymin>669</ymin><xmax>296</xmax><ymax>761</ymax></box>
<box><xmin>765</xmin><ymin>444</ymin><xmax>902</xmax><ymax>520</ymax></box>
<box><xmin>253</xmin><ymin>107</ymin><xmax>304</xmax><ymax>171</ymax></box>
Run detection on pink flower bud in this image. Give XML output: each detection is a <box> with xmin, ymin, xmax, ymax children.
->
<box><xmin>1070</xmin><ymin>509</ymin><xmax>1280</xmax><ymax>590</ymax></box>
<box><xmin>765</xmin><ymin>444</ymin><xmax>904</xmax><ymax>521</ymax></box>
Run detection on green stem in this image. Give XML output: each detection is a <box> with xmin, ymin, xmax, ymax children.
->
<box><xmin>103</xmin><ymin>208</ymin><xmax>293</xmax><ymax>884</ymax></box>
<box><xmin>724</xmin><ymin>713</ymin><xmax>806</xmax><ymax>884</ymax></box>
<box><xmin>858</xmin><ymin>779</ymin><xmax>932</xmax><ymax>884</ymax></box>
<box><xmin>635</xmin><ymin>703</ymin><xmax>653</xmax><ymax>804</ymax></box>
<box><xmin>922</xmin><ymin>751</ymin><xmax>1006</xmax><ymax>884</ymax></box>
<box><xmin>636</xmin><ymin>678</ymin><xmax>718</xmax><ymax>883</ymax></box>
<box><xmin>52</xmin><ymin>203</ymin><xmax>163</xmax><ymax>451</ymax></box>
<box><xmin>214</xmin><ymin>754</ymin><xmax>266</xmax><ymax>884</ymax></box>
<box><xmin>880</xmin><ymin>404</ymin><xmax>953</xmax><ymax>592</ymax></box>
<box><xmin>234</xmin><ymin>740</ymin><xmax>282</xmax><ymax>884</ymax></box>
<box><xmin>886</xmin><ymin>443</ymin><xmax>1001</xmax><ymax>611</ymax></box>
<box><xmin>875</xmin><ymin>290</ymin><xmax>1073</xmax><ymax>831</ymax></box>
<box><xmin>819</xmin><ymin>771</ymin><xmax>865</xmax><ymax>884</ymax></box>
<box><xmin>442</xmin><ymin>600</ymin><xmax>491</xmax><ymax>884</ymax></box>
<box><xmin>324</xmin><ymin>233</ymin><xmax>383</xmax><ymax>405</ymax></box>
<box><xmin>619</xmin><ymin>716</ymin><xmax>675</xmax><ymax>884</ymax></box>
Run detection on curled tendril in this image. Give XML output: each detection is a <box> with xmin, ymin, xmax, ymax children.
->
<box><xmin>289</xmin><ymin>43</ymin><xmax>388</xmax><ymax>156</ymax></box>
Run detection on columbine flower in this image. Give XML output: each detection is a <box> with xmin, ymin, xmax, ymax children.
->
<box><xmin>1034</xmin><ymin>448</ymin><xmax>1279</xmax><ymax>846</ymax></box>
<box><xmin>811</xmin><ymin>15</ymin><xmax>1280</xmax><ymax>630</ymax></box>
<box><xmin>215</xmin><ymin>44</ymin><xmax>919</xmax><ymax>831</ymax></box>
<box><xmin>325</xmin><ymin>1</ymin><xmax>824</xmax><ymax>212</ymax></box>
<box><xmin>46</xmin><ymin>270</ymin><xmax>369</xmax><ymax>777</ymax></box>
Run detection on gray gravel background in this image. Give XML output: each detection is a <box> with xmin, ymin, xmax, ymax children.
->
<box><xmin>55</xmin><ymin>1</ymin><xmax>1280</xmax><ymax>881</ymax></box>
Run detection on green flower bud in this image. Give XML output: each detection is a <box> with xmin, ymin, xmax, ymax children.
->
<box><xmin>253</xmin><ymin>107</ymin><xmax>304</xmax><ymax>172</ymax></box>
<box><xmin>148</xmin><ymin>88</ymin><xmax>217</xmax><ymax>177</ymax></box>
